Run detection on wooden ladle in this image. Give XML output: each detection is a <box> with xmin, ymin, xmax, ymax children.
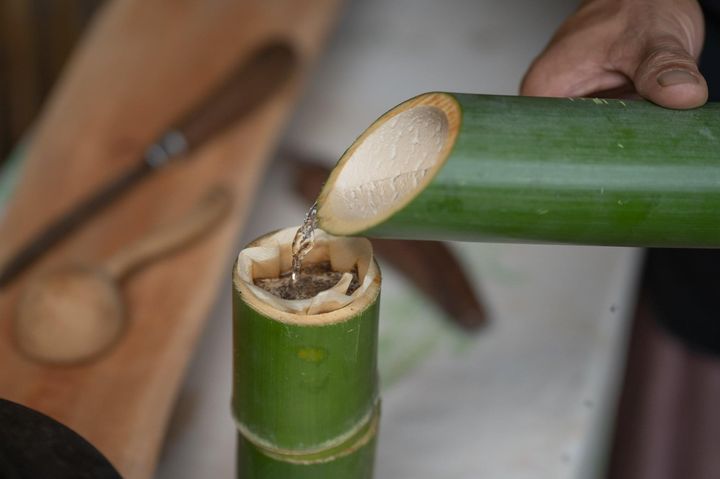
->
<box><xmin>13</xmin><ymin>187</ymin><xmax>232</xmax><ymax>365</ymax></box>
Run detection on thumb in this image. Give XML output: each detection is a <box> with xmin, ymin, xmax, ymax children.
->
<box><xmin>630</xmin><ymin>38</ymin><xmax>708</xmax><ymax>109</ymax></box>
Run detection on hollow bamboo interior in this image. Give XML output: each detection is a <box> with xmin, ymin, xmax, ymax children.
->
<box><xmin>317</xmin><ymin>92</ymin><xmax>461</xmax><ymax>236</ymax></box>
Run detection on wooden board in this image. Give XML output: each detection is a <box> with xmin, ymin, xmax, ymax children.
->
<box><xmin>0</xmin><ymin>1</ymin><xmax>340</xmax><ymax>477</ymax></box>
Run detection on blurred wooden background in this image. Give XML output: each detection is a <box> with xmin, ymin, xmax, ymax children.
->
<box><xmin>0</xmin><ymin>0</ymin><xmax>103</xmax><ymax>161</ymax></box>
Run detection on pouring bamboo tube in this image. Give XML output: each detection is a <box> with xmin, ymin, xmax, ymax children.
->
<box><xmin>232</xmin><ymin>228</ymin><xmax>381</xmax><ymax>478</ymax></box>
<box><xmin>316</xmin><ymin>92</ymin><xmax>720</xmax><ymax>247</ymax></box>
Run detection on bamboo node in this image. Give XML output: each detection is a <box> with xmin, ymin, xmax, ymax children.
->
<box><xmin>233</xmin><ymin>401</ymin><xmax>381</xmax><ymax>465</ymax></box>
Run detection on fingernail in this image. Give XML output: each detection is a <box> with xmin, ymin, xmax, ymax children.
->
<box><xmin>657</xmin><ymin>70</ymin><xmax>699</xmax><ymax>87</ymax></box>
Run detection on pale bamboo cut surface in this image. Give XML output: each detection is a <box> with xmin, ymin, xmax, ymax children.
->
<box><xmin>0</xmin><ymin>1</ymin><xmax>341</xmax><ymax>478</ymax></box>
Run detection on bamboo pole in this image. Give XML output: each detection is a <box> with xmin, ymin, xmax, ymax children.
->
<box><xmin>317</xmin><ymin>92</ymin><xmax>720</xmax><ymax>247</ymax></box>
<box><xmin>232</xmin><ymin>228</ymin><xmax>381</xmax><ymax>478</ymax></box>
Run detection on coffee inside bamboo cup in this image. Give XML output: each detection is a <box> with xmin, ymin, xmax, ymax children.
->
<box><xmin>316</xmin><ymin>92</ymin><xmax>461</xmax><ymax>235</ymax></box>
<box><xmin>234</xmin><ymin>227</ymin><xmax>379</xmax><ymax>321</ymax></box>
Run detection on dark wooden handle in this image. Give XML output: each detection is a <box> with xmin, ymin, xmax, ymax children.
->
<box><xmin>0</xmin><ymin>162</ymin><xmax>152</xmax><ymax>287</ymax></box>
<box><xmin>176</xmin><ymin>41</ymin><xmax>297</xmax><ymax>151</ymax></box>
<box><xmin>0</xmin><ymin>43</ymin><xmax>296</xmax><ymax>287</ymax></box>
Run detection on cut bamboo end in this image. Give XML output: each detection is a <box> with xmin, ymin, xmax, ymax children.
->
<box><xmin>316</xmin><ymin>92</ymin><xmax>461</xmax><ymax>235</ymax></box>
<box><xmin>234</xmin><ymin>227</ymin><xmax>380</xmax><ymax>322</ymax></box>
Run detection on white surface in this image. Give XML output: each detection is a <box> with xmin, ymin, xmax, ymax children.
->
<box><xmin>324</xmin><ymin>103</ymin><xmax>448</xmax><ymax>232</ymax></box>
<box><xmin>156</xmin><ymin>0</ymin><xmax>643</xmax><ymax>478</ymax></box>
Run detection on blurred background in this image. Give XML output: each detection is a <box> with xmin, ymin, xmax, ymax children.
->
<box><xmin>0</xmin><ymin>0</ymin><xmax>703</xmax><ymax>478</ymax></box>
<box><xmin>0</xmin><ymin>1</ymin><xmax>100</xmax><ymax>161</ymax></box>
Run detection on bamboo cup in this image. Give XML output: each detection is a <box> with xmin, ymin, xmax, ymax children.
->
<box><xmin>316</xmin><ymin>92</ymin><xmax>720</xmax><ymax>247</ymax></box>
<box><xmin>232</xmin><ymin>227</ymin><xmax>381</xmax><ymax>478</ymax></box>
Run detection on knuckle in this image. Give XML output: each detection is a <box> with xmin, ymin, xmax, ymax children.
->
<box><xmin>634</xmin><ymin>40</ymin><xmax>698</xmax><ymax>81</ymax></box>
<box><xmin>643</xmin><ymin>43</ymin><xmax>695</xmax><ymax>69</ymax></box>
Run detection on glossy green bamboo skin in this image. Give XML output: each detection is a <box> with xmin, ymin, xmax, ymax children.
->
<box><xmin>331</xmin><ymin>94</ymin><xmax>720</xmax><ymax>247</ymax></box>
<box><xmin>232</xmin><ymin>262</ymin><xmax>380</xmax><ymax>478</ymax></box>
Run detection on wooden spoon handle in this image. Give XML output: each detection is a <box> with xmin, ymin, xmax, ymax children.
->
<box><xmin>104</xmin><ymin>187</ymin><xmax>232</xmax><ymax>280</ymax></box>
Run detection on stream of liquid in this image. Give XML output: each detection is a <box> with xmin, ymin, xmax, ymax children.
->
<box><xmin>255</xmin><ymin>202</ymin><xmax>360</xmax><ymax>300</ymax></box>
<box><xmin>291</xmin><ymin>202</ymin><xmax>319</xmax><ymax>283</ymax></box>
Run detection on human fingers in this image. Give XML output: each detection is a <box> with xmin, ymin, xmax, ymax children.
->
<box><xmin>521</xmin><ymin>0</ymin><xmax>708</xmax><ymax>109</ymax></box>
<box><xmin>520</xmin><ymin>2</ymin><xmax>630</xmax><ymax>98</ymax></box>
<box><xmin>619</xmin><ymin>35</ymin><xmax>708</xmax><ymax>109</ymax></box>
<box><xmin>521</xmin><ymin>42</ymin><xmax>630</xmax><ymax>98</ymax></box>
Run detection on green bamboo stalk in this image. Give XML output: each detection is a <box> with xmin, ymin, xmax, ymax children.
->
<box><xmin>232</xmin><ymin>230</ymin><xmax>381</xmax><ymax>479</ymax></box>
<box><xmin>316</xmin><ymin>92</ymin><xmax>720</xmax><ymax>247</ymax></box>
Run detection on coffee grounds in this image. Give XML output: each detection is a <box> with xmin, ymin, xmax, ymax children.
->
<box><xmin>254</xmin><ymin>261</ymin><xmax>361</xmax><ymax>300</ymax></box>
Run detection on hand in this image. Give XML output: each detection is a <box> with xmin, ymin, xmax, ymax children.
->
<box><xmin>521</xmin><ymin>0</ymin><xmax>707</xmax><ymax>109</ymax></box>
